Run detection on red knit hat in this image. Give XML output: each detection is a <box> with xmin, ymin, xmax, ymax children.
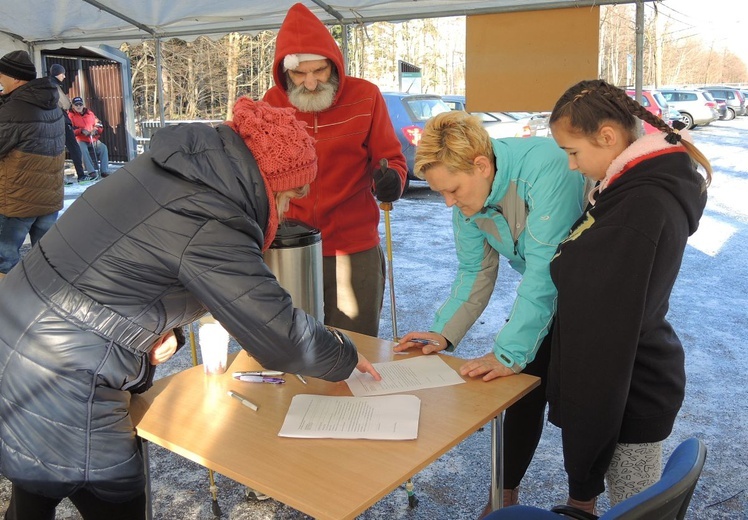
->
<box><xmin>227</xmin><ymin>96</ymin><xmax>317</xmax><ymax>250</ymax></box>
<box><xmin>229</xmin><ymin>96</ymin><xmax>317</xmax><ymax>192</ymax></box>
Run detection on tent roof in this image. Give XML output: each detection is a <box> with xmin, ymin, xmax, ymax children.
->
<box><xmin>3</xmin><ymin>0</ymin><xmax>640</xmax><ymax>48</ymax></box>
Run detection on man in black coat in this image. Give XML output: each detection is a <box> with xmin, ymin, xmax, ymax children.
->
<box><xmin>48</xmin><ymin>63</ymin><xmax>88</xmax><ymax>183</ymax></box>
<box><xmin>0</xmin><ymin>50</ymin><xmax>65</xmax><ymax>275</ymax></box>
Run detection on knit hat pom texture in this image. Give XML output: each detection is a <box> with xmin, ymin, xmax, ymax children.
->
<box><xmin>231</xmin><ymin>97</ymin><xmax>317</xmax><ymax>192</ymax></box>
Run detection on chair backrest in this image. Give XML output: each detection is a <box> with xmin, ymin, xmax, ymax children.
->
<box><xmin>602</xmin><ymin>438</ymin><xmax>707</xmax><ymax>520</ymax></box>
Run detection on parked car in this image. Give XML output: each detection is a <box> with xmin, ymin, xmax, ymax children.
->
<box><xmin>440</xmin><ymin>95</ymin><xmax>547</xmax><ymax>138</ymax></box>
<box><xmin>699</xmin><ymin>86</ymin><xmax>746</xmax><ymax>119</ymax></box>
<box><xmin>381</xmin><ymin>92</ymin><xmax>451</xmax><ymax>184</ymax></box>
<box><xmin>441</xmin><ymin>95</ymin><xmax>466</xmax><ymax>111</ymax></box>
<box><xmin>625</xmin><ymin>89</ymin><xmax>670</xmax><ymax>134</ymax></box>
<box><xmin>659</xmin><ymin>88</ymin><xmax>719</xmax><ymax>130</ymax></box>
<box><xmin>469</xmin><ymin>111</ymin><xmax>536</xmax><ymax>138</ymax></box>
<box><xmin>714</xmin><ymin>98</ymin><xmax>728</xmax><ymax>120</ymax></box>
<box><xmin>504</xmin><ymin>111</ymin><xmax>551</xmax><ymax>137</ymax></box>
<box><xmin>667</xmin><ymin>105</ymin><xmax>684</xmax><ymax>126</ymax></box>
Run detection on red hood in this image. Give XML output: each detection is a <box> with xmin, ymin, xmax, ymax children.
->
<box><xmin>272</xmin><ymin>3</ymin><xmax>346</xmax><ymax>97</ymax></box>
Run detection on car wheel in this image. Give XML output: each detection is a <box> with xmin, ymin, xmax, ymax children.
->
<box><xmin>679</xmin><ymin>112</ymin><xmax>694</xmax><ymax>130</ymax></box>
<box><xmin>724</xmin><ymin>108</ymin><xmax>736</xmax><ymax>121</ymax></box>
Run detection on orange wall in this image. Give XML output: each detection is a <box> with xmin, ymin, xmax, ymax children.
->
<box><xmin>466</xmin><ymin>7</ymin><xmax>599</xmax><ymax>112</ymax></box>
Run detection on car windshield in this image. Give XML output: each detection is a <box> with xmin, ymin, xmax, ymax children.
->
<box><xmin>403</xmin><ymin>98</ymin><xmax>451</xmax><ymax>121</ymax></box>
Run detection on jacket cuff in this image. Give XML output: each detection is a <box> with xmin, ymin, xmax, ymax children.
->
<box><xmin>496</xmin><ymin>351</ymin><xmax>523</xmax><ymax>374</ymax></box>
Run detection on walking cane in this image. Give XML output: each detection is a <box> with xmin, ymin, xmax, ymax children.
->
<box><xmin>378</xmin><ymin>159</ymin><xmax>418</xmax><ymax>508</ymax></box>
<box><xmin>89</xmin><ymin>134</ymin><xmax>100</xmax><ymax>178</ymax></box>
<box><xmin>188</xmin><ymin>323</ymin><xmax>223</xmax><ymax>517</ymax></box>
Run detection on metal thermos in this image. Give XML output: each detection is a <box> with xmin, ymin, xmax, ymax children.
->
<box><xmin>264</xmin><ymin>219</ymin><xmax>324</xmax><ymax>321</ymax></box>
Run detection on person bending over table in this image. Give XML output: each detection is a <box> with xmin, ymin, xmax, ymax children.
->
<box><xmin>0</xmin><ymin>97</ymin><xmax>381</xmax><ymax>520</ymax></box>
<box><xmin>394</xmin><ymin>110</ymin><xmax>586</xmax><ymax>516</ymax></box>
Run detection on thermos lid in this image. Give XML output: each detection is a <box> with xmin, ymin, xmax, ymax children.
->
<box><xmin>270</xmin><ymin>219</ymin><xmax>321</xmax><ymax>248</ymax></box>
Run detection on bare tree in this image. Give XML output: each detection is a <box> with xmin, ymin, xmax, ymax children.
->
<box><xmin>121</xmin><ymin>11</ymin><xmax>747</xmax><ymax>129</ymax></box>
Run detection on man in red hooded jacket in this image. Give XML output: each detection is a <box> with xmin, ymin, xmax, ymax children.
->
<box><xmin>263</xmin><ymin>3</ymin><xmax>407</xmax><ymax>338</ymax></box>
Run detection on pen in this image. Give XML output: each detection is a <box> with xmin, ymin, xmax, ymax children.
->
<box><xmin>232</xmin><ymin>371</ymin><xmax>285</xmax><ymax>377</ymax></box>
<box><xmin>227</xmin><ymin>390</ymin><xmax>259</xmax><ymax>411</ymax></box>
<box><xmin>295</xmin><ymin>374</ymin><xmax>307</xmax><ymax>385</ymax></box>
<box><xmin>410</xmin><ymin>338</ymin><xmax>440</xmax><ymax>346</ymax></box>
<box><xmin>233</xmin><ymin>375</ymin><xmax>285</xmax><ymax>384</ymax></box>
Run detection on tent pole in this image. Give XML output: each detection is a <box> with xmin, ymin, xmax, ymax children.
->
<box><xmin>634</xmin><ymin>0</ymin><xmax>644</xmax><ymax>102</ymax></box>
<box><xmin>155</xmin><ymin>37</ymin><xmax>165</xmax><ymax>127</ymax></box>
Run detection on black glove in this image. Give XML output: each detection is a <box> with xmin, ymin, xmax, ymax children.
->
<box><xmin>373</xmin><ymin>167</ymin><xmax>402</xmax><ymax>202</ymax></box>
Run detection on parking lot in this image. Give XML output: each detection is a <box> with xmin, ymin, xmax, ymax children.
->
<box><xmin>3</xmin><ymin>117</ymin><xmax>747</xmax><ymax>519</ymax></box>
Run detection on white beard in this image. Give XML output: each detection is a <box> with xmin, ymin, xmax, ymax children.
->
<box><xmin>287</xmin><ymin>73</ymin><xmax>339</xmax><ymax>113</ymax></box>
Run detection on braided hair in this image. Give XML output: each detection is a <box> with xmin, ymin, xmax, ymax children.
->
<box><xmin>550</xmin><ymin>80</ymin><xmax>711</xmax><ymax>186</ymax></box>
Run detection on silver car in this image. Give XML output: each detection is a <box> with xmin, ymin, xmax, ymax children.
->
<box><xmin>699</xmin><ymin>87</ymin><xmax>746</xmax><ymax>120</ymax></box>
<box><xmin>659</xmin><ymin>89</ymin><xmax>719</xmax><ymax>130</ymax></box>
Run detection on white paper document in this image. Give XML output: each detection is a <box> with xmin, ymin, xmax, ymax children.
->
<box><xmin>345</xmin><ymin>355</ymin><xmax>466</xmax><ymax>397</ymax></box>
<box><xmin>278</xmin><ymin>394</ymin><xmax>420</xmax><ymax>440</ymax></box>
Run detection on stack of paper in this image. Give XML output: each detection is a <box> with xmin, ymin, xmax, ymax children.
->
<box><xmin>278</xmin><ymin>394</ymin><xmax>420</xmax><ymax>440</ymax></box>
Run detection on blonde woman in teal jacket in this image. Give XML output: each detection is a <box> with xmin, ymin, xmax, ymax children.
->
<box><xmin>395</xmin><ymin>110</ymin><xmax>586</xmax><ymax>514</ymax></box>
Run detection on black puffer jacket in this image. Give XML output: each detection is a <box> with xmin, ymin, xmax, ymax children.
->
<box><xmin>0</xmin><ymin>77</ymin><xmax>65</xmax><ymax>217</ymax></box>
<box><xmin>0</xmin><ymin>123</ymin><xmax>358</xmax><ymax>501</ymax></box>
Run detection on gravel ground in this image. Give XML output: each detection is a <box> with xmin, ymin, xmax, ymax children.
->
<box><xmin>2</xmin><ymin>118</ymin><xmax>747</xmax><ymax>519</ymax></box>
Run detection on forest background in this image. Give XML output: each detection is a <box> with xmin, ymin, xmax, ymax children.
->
<box><xmin>122</xmin><ymin>4</ymin><xmax>748</xmax><ymax>124</ymax></box>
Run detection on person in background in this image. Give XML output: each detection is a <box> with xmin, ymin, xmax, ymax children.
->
<box><xmin>69</xmin><ymin>96</ymin><xmax>109</xmax><ymax>179</ymax></box>
<box><xmin>48</xmin><ymin>64</ymin><xmax>88</xmax><ymax>183</ymax></box>
<box><xmin>543</xmin><ymin>79</ymin><xmax>710</xmax><ymax>515</ymax></box>
<box><xmin>0</xmin><ymin>97</ymin><xmax>381</xmax><ymax>520</ymax></box>
<box><xmin>394</xmin><ymin>110</ymin><xmax>587</xmax><ymax>516</ymax></box>
<box><xmin>263</xmin><ymin>2</ymin><xmax>408</xmax><ymax>337</ymax></box>
<box><xmin>0</xmin><ymin>50</ymin><xmax>65</xmax><ymax>277</ymax></box>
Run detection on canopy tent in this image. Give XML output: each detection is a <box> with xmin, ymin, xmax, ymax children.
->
<box><xmin>0</xmin><ymin>0</ymin><xmax>653</xmax><ymax>143</ymax></box>
<box><xmin>2</xmin><ymin>0</ymin><xmax>648</xmax><ymax>49</ymax></box>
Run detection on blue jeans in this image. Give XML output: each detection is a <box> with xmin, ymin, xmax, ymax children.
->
<box><xmin>78</xmin><ymin>140</ymin><xmax>109</xmax><ymax>174</ymax></box>
<box><xmin>0</xmin><ymin>212</ymin><xmax>58</xmax><ymax>274</ymax></box>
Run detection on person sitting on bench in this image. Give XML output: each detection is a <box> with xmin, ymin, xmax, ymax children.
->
<box><xmin>69</xmin><ymin>96</ymin><xmax>109</xmax><ymax>180</ymax></box>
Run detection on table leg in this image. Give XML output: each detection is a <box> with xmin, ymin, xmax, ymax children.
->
<box><xmin>143</xmin><ymin>438</ymin><xmax>153</xmax><ymax>520</ymax></box>
<box><xmin>489</xmin><ymin>412</ymin><xmax>505</xmax><ymax>511</ymax></box>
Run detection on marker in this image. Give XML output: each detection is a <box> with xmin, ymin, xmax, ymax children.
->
<box><xmin>295</xmin><ymin>374</ymin><xmax>307</xmax><ymax>385</ymax></box>
<box><xmin>410</xmin><ymin>338</ymin><xmax>440</xmax><ymax>346</ymax></box>
<box><xmin>227</xmin><ymin>391</ymin><xmax>259</xmax><ymax>411</ymax></box>
<box><xmin>233</xmin><ymin>375</ymin><xmax>285</xmax><ymax>384</ymax></box>
<box><xmin>232</xmin><ymin>371</ymin><xmax>285</xmax><ymax>377</ymax></box>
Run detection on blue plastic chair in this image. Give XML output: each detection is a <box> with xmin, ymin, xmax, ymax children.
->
<box><xmin>486</xmin><ymin>438</ymin><xmax>707</xmax><ymax>520</ymax></box>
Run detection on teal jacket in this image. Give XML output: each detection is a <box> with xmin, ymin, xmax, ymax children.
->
<box><xmin>431</xmin><ymin>137</ymin><xmax>586</xmax><ymax>371</ymax></box>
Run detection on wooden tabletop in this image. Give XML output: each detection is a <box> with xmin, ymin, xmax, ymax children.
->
<box><xmin>131</xmin><ymin>330</ymin><xmax>539</xmax><ymax>520</ymax></box>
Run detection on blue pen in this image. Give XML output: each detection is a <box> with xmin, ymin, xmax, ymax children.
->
<box><xmin>233</xmin><ymin>375</ymin><xmax>285</xmax><ymax>384</ymax></box>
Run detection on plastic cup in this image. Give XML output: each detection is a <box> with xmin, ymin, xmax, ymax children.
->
<box><xmin>199</xmin><ymin>322</ymin><xmax>229</xmax><ymax>375</ymax></box>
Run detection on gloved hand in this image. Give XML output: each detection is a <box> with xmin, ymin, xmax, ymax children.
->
<box><xmin>81</xmin><ymin>129</ymin><xmax>91</xmax><ymax>136</ymax></box>
<box><xmin>373</xmin><ymin>166</ymin><xmax>402</xmax><ymax>202</ymax></box>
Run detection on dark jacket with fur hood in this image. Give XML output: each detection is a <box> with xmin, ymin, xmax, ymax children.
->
<box><xmin>0</xmin><ymin>122</ymin><xmax>358</xmax><ymax>501</ymax></box>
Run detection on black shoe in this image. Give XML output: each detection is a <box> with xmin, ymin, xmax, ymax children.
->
<box><xmin>100</xmin><ymin>171</ymin><xmax>110</xmax><ymax>178</ymax></box>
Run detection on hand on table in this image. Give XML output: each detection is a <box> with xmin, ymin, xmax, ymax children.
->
<box><xmin>356</xmin><ymin>353</ymin><xmax>382</xmax><ymax>381</ymax></box>
<box><xmin>459</xmin><ymin>352</ymin><xmax>516</xmax><ymax>382</ymax></box>
<box><xmin>393</xmin><ymin>331</ymin><xmax>447</xmax><ymax>354</ymax></box>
